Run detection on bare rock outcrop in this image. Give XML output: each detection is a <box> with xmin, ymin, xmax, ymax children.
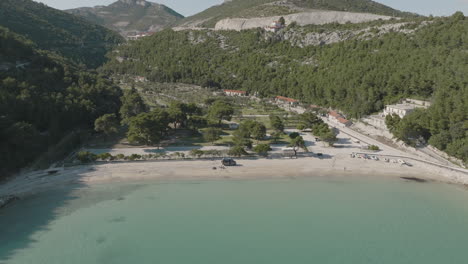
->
<box><xmin>267</xmin><ymin>22</ymin><xmax>428</xmax><ymax>47</ymax></box>
<box><xmin>215</xmin><ymin>11</ymin><xmax>394</xmax><ymax>31</ymax></box>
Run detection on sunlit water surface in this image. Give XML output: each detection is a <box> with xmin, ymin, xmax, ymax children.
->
<box><xmin>1</xmin><ymin>176</ymin><xmax>468</xmax><ymax>264</ymax></box>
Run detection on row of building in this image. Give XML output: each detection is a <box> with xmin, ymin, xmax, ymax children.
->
<box><xmin>221</xmin><ymin>91</ymin><xmax>430</xmax><ymax>129</ymax></box>
<box><xmin>127</xmin><ymin>32</ymin><xmax>155</xmax><ymax>40</ymax></box>
<box><xmin>222</xmin><ymin>89</ymin><xmax>352</xmax><ymax>127</ymax></box>
<box><xmin>223</xmin><ymin>90</ymin><xmax>299</xmax><ymax>106</ymax></box>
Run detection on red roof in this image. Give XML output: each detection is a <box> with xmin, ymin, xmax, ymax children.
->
<box><xmin>276</xmin><ymin>96</ymin><xmax>298</xmax><ymax>103</ymax></box>
<box><xmin>337</xmin><ymin>117</ymin><xmax>351</xmax><ymax>124</ymax></box>
<box><xmin>224</xmin><ymin>89</ymin><xmax>247</xmax><ymax>94</ymax></box>
<box><xmin>328</xmin><ymin>111</ymin><xmax>341</xmax><ymax>118</ymax></box>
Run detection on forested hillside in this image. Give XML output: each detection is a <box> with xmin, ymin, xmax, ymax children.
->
<box><xmin>180</xmin><ymin>0</ymin><xmax>414</xmax><ymax>28</ymax></box>
<box><xmin>0</xmin><ymin>0</ymin><xmax>123</xmax><ymax>68</ymax></box>
<box><xmin>0</xmin><ymin>27</ymin><xmax>122</xmax><ymax>177</ymax></box>
<box><xmin>104</xmin><ymin>13</ymin><xmax>467</xmax><ymax>161</ymax></box>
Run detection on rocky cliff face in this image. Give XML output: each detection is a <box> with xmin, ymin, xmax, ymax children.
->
<box><xmin>215</xmin><ymin>11</ymin><xmax>394</xmax><ymax>31</ymax></box>
<box><xmin>275</xmin><ymin>22</ymin><xmax>428</xmax><ymax>47</ymax></box>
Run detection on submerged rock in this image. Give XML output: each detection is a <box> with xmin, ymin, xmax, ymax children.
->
<box><xmin>401</xmin><ymin>177</ymin><xmax>427</xmax><ymax>183</ymax></box>
<box><xmin>0</xmin><ymin>195</ymin><xmax>20</xmax><ymax>209</ymax></box>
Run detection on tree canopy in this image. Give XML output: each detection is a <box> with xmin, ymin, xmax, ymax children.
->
<box><xmin>0</xmin><ymin>26</ymin><xmax>122</xmax><ymax>177</ymax></box>
<box><xmin>208</xmin><ymin>100</ymin><xmax>234</xmax><ymax>125</ymax></box>
<box><xmin>95</xmin><ymin>114</ymin><xmax>119</xmax><ymax>136</ymax></box>
<box><xmin>120</xmin><ymin>88</ymin><xmax>148</xmax><ymax>125</ymax></box>
<box><xmin>127</xmin><ymin>109</ymin><xmax>170</xmax><ymax>146</ymax></box>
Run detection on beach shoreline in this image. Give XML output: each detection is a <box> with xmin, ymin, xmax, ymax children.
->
<box><xmin>1</xmin><ymin>156</ymin><xmax>467</xmax><ymax>199</ymax></box>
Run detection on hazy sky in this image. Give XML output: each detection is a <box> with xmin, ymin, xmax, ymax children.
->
<box><xmin>34</xmin><ymin>0</ymin><xmax>468</xmax><ymax>17</ymax></box>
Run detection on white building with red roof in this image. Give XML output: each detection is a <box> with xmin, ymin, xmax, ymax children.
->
<box><xmin>275</xmin><ymin>96</ymin><xmax>299</xmax><ymax>106</ymax></box>
<box><xmin>328</xmin><ymin>111</ymin><xmax>352</xmax><ymax>127</ymax></box>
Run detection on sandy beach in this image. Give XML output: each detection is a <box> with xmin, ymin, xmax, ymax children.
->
<box><xmin>1</xmin><ymin>153</ymin><xmax>467</xmax><ymax>199</ymax></box>
<box><xmin>2</xmin><ymin>123</ymin><xmax>468</xmax><ymax>200</ymax></box>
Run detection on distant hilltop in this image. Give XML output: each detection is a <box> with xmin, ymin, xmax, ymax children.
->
<box><xmin>66</xmin><ymin>0</ymin><xmax>184</xmax><ymax>37</ymax></box>
<box><xmin>119</xmin><ymin>0</ymin><xmax>149</xmax><ymax>6</ymax></box>
<box><xmin>177</xmin><ymin>0</ymin><xmax>415</xmax><ymax>29</ymax></box>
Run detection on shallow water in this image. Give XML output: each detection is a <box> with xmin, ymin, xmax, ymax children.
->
<box><xmin>1</xmin><ymin>176</ymin><xmax>468</xmax><ymax>264</ymax></box>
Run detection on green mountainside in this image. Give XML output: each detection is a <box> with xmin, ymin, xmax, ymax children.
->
<box><xmin>0</xmin><ymin>26</ymin><xmax>122</xmax><ymax>177</ymax></box>
<box><xmin>104</xmin><ymin>14</ymin><xmax>467</xmax><ymax>162</ymax></box>
<box><xmin>66</xmin><ymin>0</ymin><xmax>184</xmax><ymax>36</ymax></box>
<box><xmin>0</xmin><ymin>0</ymin><xmax>123</xmax><ymax>68</ymax></box>
<box><xmin>180</xmin><ymin>0</ymin><xmax>416</xmax><ymax>28</ymax></box>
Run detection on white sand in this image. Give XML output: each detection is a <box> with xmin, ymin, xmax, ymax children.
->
<box><xmin>2</xmin><ymin>124</ymin><xmax>467</xmax><ymax>199</ymax></box>
<box><xmin>1</xmin><ymin>154</ymin><xmax>466</xmax><ymax>198</ymax></box>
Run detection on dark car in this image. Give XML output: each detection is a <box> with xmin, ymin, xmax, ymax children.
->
<box><xmin>222</xmin><ymin>158</ymin><xmax>237</xmax><ymax>166</ymax></box>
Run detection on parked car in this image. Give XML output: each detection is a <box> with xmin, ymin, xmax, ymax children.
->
<box><xmin>398</xmin><ymin>159</ymin><xmax>410</xmax><ymax>166</ymax></box>
<box><xmin>222</xmin><ymin>158</ymin><xmax>237</xmax><ymax>166</ymax></box>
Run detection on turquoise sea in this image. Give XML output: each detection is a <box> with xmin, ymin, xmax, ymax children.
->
<box><xmin>1</xmin><ymin>176</ymin><xmax>468</xmax><ymax>264</ymax></box>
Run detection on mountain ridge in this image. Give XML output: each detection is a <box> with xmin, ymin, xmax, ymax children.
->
<box><xmin>66</xmin><ymin>0</ymin><xmax>184</xmax><ymax>36</ymax></box>
<box><xmin>178</xmin><ymin>0</ymin><xmax>417</xmax><ymax>28</ymax></box>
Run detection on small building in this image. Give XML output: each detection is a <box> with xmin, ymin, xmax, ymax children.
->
<box><xmin>328</xmin><ymin>111</ymin><xmax>352</xmax><ymax>127</ymax></box>
<box><xmin>266</xmin><ymin>21</ymin><xmax>285</xmax><ymax>33</ymax></box>
<box><xmin>328</xmin><ymin>111</ymin><xmax>341</xmax><ymax>122</ymax></box>
<box><xmin>382</xmin><ymin>99</ymin><xmax>431</xmax><ymax>119</ymax></box>
<box><xmin>336</xmin><ymin>117</ymin><xmax>352</xmax><ymax>127</ymax></box>
<box><xmin>127</xmin><ymin>32</ymin><xmax>154</xmax><ymax>40</ymax></box>
<box><xmin>383</xmin><ymin>104</ymin><xmax>418</xmax><ymax>118</ymax></box>
<box><xmin>275</xmin><ymin>96</ymin><xmax>299</xmax><ymax>106</ymax></box>
<box><xmin>223</xmin><ymin>89</ymin><xmax>248</xmax><ymax>97</ymax></box>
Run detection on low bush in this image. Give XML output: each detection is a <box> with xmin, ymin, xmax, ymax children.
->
<box><xmin>190</xmin><ymin>149</ymin><xmax>205</xmax><ymax>158</ymax></box>
<box><xmin>368</xmin><ymin>145</ymin><xmax>380</xmax><ymax>151</ymax></box>
<box><xmin>128</xmin><ymin>154</ymin><xmax>142</xmax><ymax>161</ymax></box>
<box><xmin>228</xmin><ymin>146</ymin><xmax>248</xmax><ymax>157</ymax></box>
<box><xmin>97</xmin><ymin>153</ymin><xmax>113</xmax><ymax>161</ymax></box>
<box><xmin>76</xmin><ymin>151</ymin><xmax>97</xmax><ymax>163</ymax></box>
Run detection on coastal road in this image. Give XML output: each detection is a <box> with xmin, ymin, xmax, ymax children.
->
<box><xmin>284</xmin><ymin>104</ymin><xmax>459</xmax><ymax>164</ymax></box>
